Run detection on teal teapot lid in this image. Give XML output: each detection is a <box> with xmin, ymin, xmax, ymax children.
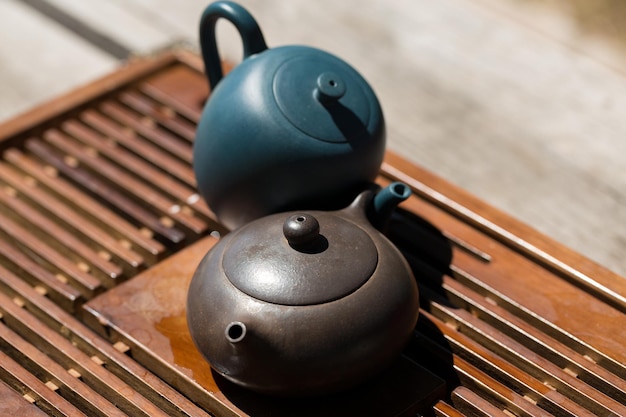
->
<box><xmin>272</xmin><ymin>58</ymin><xmax>372</xmax><ymax>143</ymax></box>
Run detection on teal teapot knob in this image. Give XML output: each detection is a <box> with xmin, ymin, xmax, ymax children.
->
<box><xmin>194</xmin><ymin>1</ymin><xmax>386</xmax><ymax>230</ymax></box>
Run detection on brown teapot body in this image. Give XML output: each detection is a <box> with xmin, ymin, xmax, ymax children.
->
<box><xmin>187</xmin><ymin>184</ymin><xmax>419</xmax><ymax>396</ymax></box>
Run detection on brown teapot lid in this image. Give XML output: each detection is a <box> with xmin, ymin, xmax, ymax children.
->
<box><xmin>222</xmin><ymin>212</ymin><xmax>378</xmax><ymax>305</ymax></box>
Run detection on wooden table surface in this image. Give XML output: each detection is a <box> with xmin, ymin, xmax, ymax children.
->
<box><xmin>0</xmin><ymin>51</ymin><xmax>624</xmax><ymax>416</ymax></box>
<box><xmin>1</xmin><ymin>0</ymin><xmax>625</xmax><ymax>277</ymax></box>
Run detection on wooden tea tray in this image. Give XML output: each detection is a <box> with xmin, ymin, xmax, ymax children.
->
<box><xmin>0</xmin><ymin>50</ymin><xmax>625</xmax><ymax>416</ymax></box>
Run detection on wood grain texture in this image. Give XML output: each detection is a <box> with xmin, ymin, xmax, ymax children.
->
<box><xmin>3</xmin><ymin>149</ymin><xmax>166</xmax><ymax>263</ymax></box>
<box><xmin>0</xmin><ymin>257</ymin><xmax>213</xmax><ymax>417</ymax></box>
<box><xmin>0</xmin><ymin>353</ymin><xmax>87</xmax><ymax>417</ymax></box>
<box><xmin>0</xmin><ymin>319</ymin><xmax>128</xmax><ymax>417</ymax></box>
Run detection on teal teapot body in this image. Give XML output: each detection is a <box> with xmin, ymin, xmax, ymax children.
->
<box><xmin>194</xmin><ymin>1</ymin><xmax>385</xmax><ymax>229</ymax></box>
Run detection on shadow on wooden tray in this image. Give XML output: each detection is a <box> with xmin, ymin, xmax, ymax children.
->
<box><xmin>388</xmin><ymin>208</ymin><xmax>462</xmax><ymax>399</ymax></box>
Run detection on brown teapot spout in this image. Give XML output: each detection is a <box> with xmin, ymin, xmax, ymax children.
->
<box><xmin>225</xmin><ymin>321</ymin><xmax>247</xmax><ymax>344</ymax></box>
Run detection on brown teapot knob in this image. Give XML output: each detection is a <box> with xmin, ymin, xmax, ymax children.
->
<box><xmin>283</xmin><ymin>214</ymin><xmax>320</xmax><ymax>247</ymax></box>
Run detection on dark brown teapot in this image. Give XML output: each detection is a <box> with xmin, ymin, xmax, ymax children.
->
<box><xmin>186</xmin><ymin>183</ymin><xmax>419</xmax><ymax>396</ymax></box>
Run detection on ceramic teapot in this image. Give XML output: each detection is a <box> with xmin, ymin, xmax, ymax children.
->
<box><xmin>187</xmin><ymin>182</ymin><xmax>419</xmax><ymax>396</ymax></box>
<box><xmin>194</xmin><ymin>1</ymin><xmax>386</xmax><ymax>230</ymax></box>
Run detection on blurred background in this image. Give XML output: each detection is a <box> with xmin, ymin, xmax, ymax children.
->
<box><xmin>1</xmin><ymin>0</ymin><xmax>625</xmax><ymax>276</ymax></box>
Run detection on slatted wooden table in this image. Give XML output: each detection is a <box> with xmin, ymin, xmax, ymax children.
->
<box><xmin>0</xmin><ymin>50</ymin><xmax>624</xmax><ymax>416</ymax></box>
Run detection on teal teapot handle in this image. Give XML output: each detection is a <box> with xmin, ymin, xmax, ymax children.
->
<box><xmin>199</xmin><ymin>1</ymin><xmax>268</xmax><ymax>89</ymax></box>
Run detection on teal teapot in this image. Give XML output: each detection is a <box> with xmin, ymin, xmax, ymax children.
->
<box><xmin>194</xmin><ymin>1</ymin><xmax>386</xmax><ymax>229</ymax></box>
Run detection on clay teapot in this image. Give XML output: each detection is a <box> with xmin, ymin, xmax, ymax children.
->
<box><xmin>194</xmin><ymin>1</ymin><xmax>386</xmax><ymax>230</ymax></box>
<box><xmin>187</xmin><ymin>182</ymin><xmax>419</xmax><ymax>396</ymax></box>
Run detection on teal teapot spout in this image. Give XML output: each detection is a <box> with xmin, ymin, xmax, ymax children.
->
<box><xmin>194</xmin><ymin>1</ymin><xmax>386</xmax><ymax>230</ymax></box>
